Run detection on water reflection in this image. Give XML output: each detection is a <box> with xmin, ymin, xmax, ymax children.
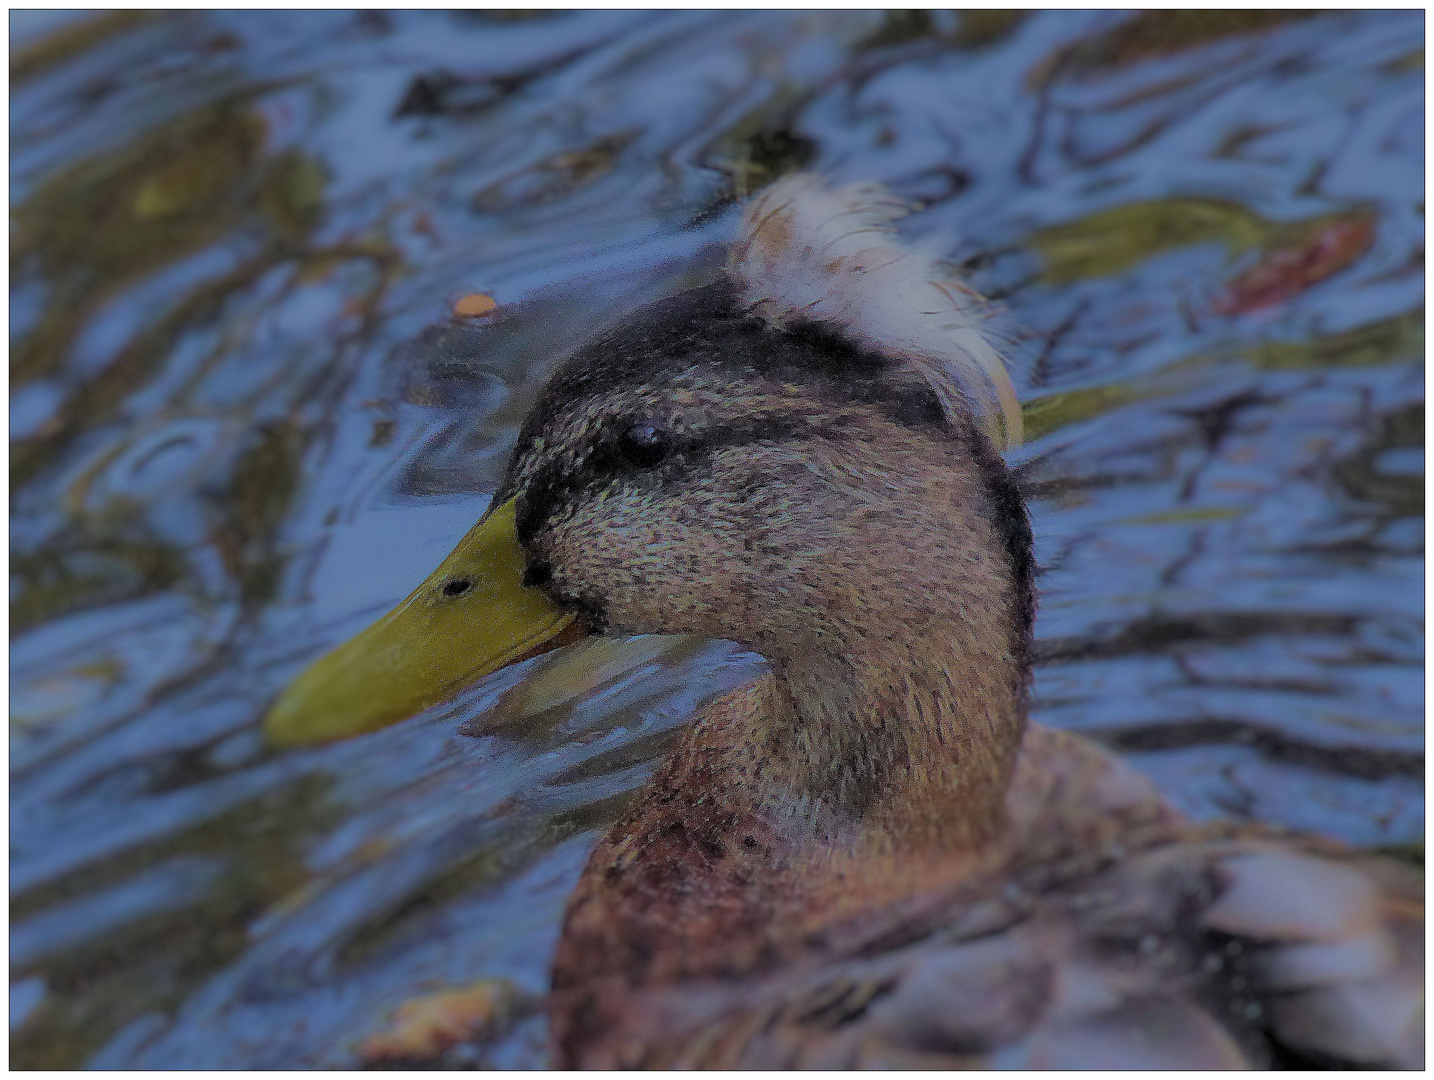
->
<box><xmin>10</xmin><ymin>10</ymin><xmax>1423</xmax><ymax>1068</ymax></box>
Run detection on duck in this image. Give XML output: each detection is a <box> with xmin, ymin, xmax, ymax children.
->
<box><xmin>265</xmin><ymin>175</ymin><xmax>1424</xmax><ymax>1069</ymax></box>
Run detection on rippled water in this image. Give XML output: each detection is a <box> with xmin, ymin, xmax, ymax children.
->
<box><xmin>10</xmin><ymin>11</ymin><xmax>1424</xmax><ymax>1068</ymax></box>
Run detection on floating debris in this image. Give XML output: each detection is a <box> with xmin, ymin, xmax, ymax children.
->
<box><xmin>452</xmin><ymin>292</ymin><xmax>499</xmax><ymax>318</ymax></box>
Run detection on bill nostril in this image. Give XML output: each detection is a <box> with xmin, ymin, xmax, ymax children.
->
<box><xmin>441</xmin><ymin>578</ymin><xmax>472</xmax><ymax>598</ymax></box>
<box><xmin>522</xmin><ymin>559</ymin><xmax>554</xmax><ymax>588</ymax></box>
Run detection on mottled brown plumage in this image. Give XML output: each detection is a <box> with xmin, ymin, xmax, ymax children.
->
<box><xmin>478</xmin><ymin>178</ymin><xmax>1423</xmax><ymax>1068</ymax></box>
<box><xmin>548</xmin><ymin>710</ymin><xmax>1421</xmax><ymax>1068</ymax></box>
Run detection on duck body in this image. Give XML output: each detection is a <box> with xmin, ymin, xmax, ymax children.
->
<box><xmin>524</xmin><ymin>184</ymin><xmax>1422</xmax><ymax>1069</ymax></box>
<box><xmin>267</xmin><ymin>176</ymin><xmax>1422</xmax><ymax>1068</ymax></box>
<box><xmin>553</xmin><ymin>708</ymin><xmax>1422</xmax><ymax>1068</ymax></box>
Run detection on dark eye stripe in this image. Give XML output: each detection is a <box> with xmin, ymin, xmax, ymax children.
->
<box><xmin>513</xmin><ymin>416</ymin><xmax>818</xmax><ymax>545</ymax></box>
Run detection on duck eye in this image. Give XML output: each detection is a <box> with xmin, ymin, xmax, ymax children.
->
<box><xmin>441</xmin><ymin>578</ymin><xmax>472</xmax><ymax>598</ymax></box>
<box><xmin>619</xmin><ymin>424</ymin><xmax>670</xmax><ymax>468</ymax></box>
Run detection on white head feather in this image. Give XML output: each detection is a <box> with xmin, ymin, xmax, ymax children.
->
<box><xmin>727</xmin><ymin>174</ymin><xmax>1021</xmax><ymax>449</ymax></box>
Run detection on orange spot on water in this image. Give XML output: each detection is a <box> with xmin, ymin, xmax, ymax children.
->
<box><xmin>453</xmin><ymin>293</ymin><xmax>498</xmax><ymax>318</ymax></box>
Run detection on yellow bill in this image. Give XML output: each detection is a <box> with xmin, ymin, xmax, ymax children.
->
<box><xmin>263</xmin><ymin>499</ymin><xmax>582</xmax><ymax>747</ymax></box>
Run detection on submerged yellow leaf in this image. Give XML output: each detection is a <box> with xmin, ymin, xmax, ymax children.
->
<box><xmin>357</xmin><ymin>980</ymin><xmax>530</xmax><ymax>1062</ymax></box>
<box><xmin>1028</xmin><ymin>198</ymin><xmax>1281</xmax><ymax>286</ymax></box>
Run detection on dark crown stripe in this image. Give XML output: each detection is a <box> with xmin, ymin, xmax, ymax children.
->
<box><xmin>516</xmin><ymin>280</ymin><xmax>951</xmax><ymax>456</ymax></box>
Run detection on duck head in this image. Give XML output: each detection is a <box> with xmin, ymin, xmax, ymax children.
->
<box><xmin>265</xmin><ymin>176</ymin><xmax>1032</xmax><ymax>839</ymax></box>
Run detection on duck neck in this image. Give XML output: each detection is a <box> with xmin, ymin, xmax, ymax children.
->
<box><xmin>750</xmin><ymin>623</ymin><xmax>1028</xmax><ymax>855</ymax></box>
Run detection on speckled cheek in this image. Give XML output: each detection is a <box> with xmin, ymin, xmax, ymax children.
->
<box><xmin>541</xmin><ymin>486</ymin><xmax>754</xmax><ymax>639</ymax></box>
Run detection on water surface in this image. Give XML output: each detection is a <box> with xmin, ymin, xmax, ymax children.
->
<box><xmin>10</xmin><ymin>10</ymin><xmax>1423</xmax><ymax>1068</ymax></box>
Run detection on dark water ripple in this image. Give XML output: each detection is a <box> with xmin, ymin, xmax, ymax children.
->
<box><xmin>9</xmin><ymin>10</ymin><xmax>1422</xmax><ymax>1068</ymax></box>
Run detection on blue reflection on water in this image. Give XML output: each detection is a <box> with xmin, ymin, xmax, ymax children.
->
<box><xmin>10</xmin><ymin>9</ymin><xmax>1422</xmax><ymax>1068</ymax></box>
